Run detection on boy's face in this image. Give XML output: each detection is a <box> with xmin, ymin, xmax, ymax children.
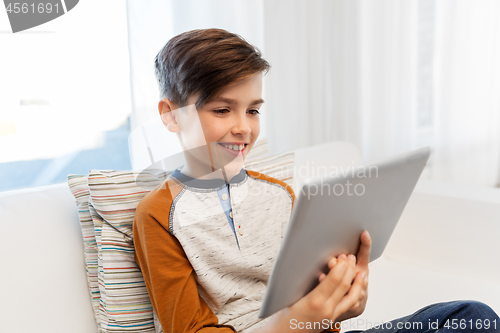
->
<box><xmin>160</xmin><ymin>72</ymin><xmax>263</xmax><ymax>179</ymax></box>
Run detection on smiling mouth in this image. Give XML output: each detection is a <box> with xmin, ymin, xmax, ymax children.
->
<box><xmin>218</xmin><ymin>143</ymin><xmax>247</xmax><ymax>150</ymax></box>
<box><xmin>217</xmin><ymin>143</ymin><xmax>247</xmax><ymax>154</ymax></box>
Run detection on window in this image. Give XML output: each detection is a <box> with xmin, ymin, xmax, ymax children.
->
<box><xmin>0</xmin><ymin>0</ymin><xmax>132</xmax><ymax>192</ymax></box>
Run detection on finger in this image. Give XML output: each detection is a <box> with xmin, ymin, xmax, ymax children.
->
<box><xmin>322</xmin><ymin>255</ymin><xmax>353</xmax><ymax>283</ymax></box>
<box><xmin>358</xmin><ymin>273</ymin><xmax>369</xmax><ymax>307</ymax></box>
<box><xmin>326</xmin><ymin>255</ymin><xmax>358</xmax><ymax>304</ymax></box>
<box><xmin>309</xmin><ymin>254</ymin><xmax>350</xmax><ymax>302</ymax></box>
<box><xmin>363</xmin><ymin>272</ymin><xmax>369</xmax><ymax>289</ymax></box>
<box><xmin>350</xmin><ymin>271</ymin><xmax>366</xmax><ymax>299</ymax></box>
<box><xmin>332</xmin><ymin>271</ymin><xmax>366</xmax><ymax>317</ymax></box>
<box><xmin>356</xmin><ymin>230</ymin><xmax>372</xmax><ymax>268</ymax></box>
<box><xmin>320</xmin><ymin>256</ymin><xmax>341</xmax><ymax>283</ymax></box>
<box><xmin>359</xmin><ymin>272</ymin><xmax>369</xmax><ymax>304</ymax></box>
<box><xmin>347</xmin><ymin>254</ymin><xmax>356</xmax><ymax>265</ymax></box>
<box><xmin>328</xmin><ymin>257</ymin><xmax>338</xmax><ymax>269</ymax></box>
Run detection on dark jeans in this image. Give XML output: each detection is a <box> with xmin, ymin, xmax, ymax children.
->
<box><xmin>345</xmin><ymin>300</ymin><xmax>500</xmax><ymax>332</ymax></box>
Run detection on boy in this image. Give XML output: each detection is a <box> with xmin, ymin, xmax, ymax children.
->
<box><xmin>133</xmin><ymin>28</ymin><xmax>499</xmax><ymax>333</ymax></box>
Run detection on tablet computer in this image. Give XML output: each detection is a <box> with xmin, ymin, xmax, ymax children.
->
<box><xmin>258</xmin><ymin>146</ymin><xmax>431</xmax><ymax>318</ymax></box>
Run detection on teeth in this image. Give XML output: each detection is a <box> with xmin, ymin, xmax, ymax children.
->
<box><xmin>220</xmin><ymin>143</ymin><xmax>245</xmax><ymax>151</ymax></box>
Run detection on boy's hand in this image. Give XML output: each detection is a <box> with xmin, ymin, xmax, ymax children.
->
<box><xmin>283</xmin><ymin>252</ymin><xmax>363</xmax><ymax>328</ymax></box>
<box><xmin>257</xmin><ymin>231</ymin><xmax>371</xmax><ymax>333</ymax></box>
<box><xmin>321</xmin><ymin>230</ymin><xmax>371</xmax><ymax>322</ymax></box>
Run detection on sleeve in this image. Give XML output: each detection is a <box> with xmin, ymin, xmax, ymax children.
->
<box><xmin>133</xmin><ymin>197</ymin><xmax>237</xmax><ymax>333</ymax></box>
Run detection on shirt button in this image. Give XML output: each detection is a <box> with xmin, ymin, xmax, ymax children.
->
<box><xmin>221</xmin><ymin>193</ymin><xmax>228</xmax><ymax>201</ymax></box>
<box><xmin>229</xmin><ymin>211</ymin><xmax>233</xmax><ymax>218</ymax></box>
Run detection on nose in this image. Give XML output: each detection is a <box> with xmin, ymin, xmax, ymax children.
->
<box><xmin>231</xmin><ymin>110</ymin><xmax>251</xmax><ymax>136</ymax></box>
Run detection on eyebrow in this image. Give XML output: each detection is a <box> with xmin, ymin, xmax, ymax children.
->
<box><xmin>209</xmin><ymin>97</ymin><xmax>265</xmax><ymax>106</ymax></box>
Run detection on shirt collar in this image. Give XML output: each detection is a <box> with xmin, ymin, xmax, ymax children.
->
<box><xmin>171</xmin><ymin>168</ymin><xmax>247</xmax><ymax>189</ymax></box>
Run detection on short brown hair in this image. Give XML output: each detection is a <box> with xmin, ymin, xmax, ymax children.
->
<box><xmin>154</xmin><ymin>28</ymin><xmax>270</xmax><ymax>109</ymax></box>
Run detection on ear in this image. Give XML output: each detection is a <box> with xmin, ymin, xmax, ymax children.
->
<box><xmin>158</xmin><ymin>98</ymin><xmax>180</xmax><ymax>133</ymax></box>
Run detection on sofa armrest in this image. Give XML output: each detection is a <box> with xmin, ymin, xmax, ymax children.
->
<box><xmin>0</xmin><ymin>183</ymin><xmax>98</xmax><ymax>333</ymax></box>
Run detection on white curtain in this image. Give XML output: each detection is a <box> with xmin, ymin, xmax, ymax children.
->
<box><xmin>126</xmin><ymin>0</ymin><xmax>500</xmax><ymax>187</ymax></box>
<box><xmin>263</xmin><ymin>0</ymin><xmax>419</xmax><ymax>160</ymax></box>
<box><xmin>431</xmin><ymin>0</ymin><xmax>500</xmax><ymax>187</ymax></box>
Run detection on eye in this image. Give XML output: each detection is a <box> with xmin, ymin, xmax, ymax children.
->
<box><xmin>248</xmin><ymin>109</ymin><xmax>260</xmax><ymax>115</ymax></box>
<box><xmin>213</xmin><ymin>109</ymin><xmax>230</xmax><ymax>114</ymax></box>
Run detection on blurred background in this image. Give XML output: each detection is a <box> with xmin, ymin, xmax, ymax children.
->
<box><xmin>1</xmin><ymin>0</ymin><xmax>499</xmax><ymax>192</ymax></box>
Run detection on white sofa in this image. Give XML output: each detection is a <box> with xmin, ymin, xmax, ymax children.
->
<box><xmin>1</xmin><ymin>141</ymin><xmax>499</xmax><ymax>332</ymax></box>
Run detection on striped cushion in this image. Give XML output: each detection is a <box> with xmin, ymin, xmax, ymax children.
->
<box><xmin>67</xmin><ymin>174</ymin><xmax>101</xmax><ymax>329</ymax></box>
<box><xmin>244</xmin><ymin>150</ymin><xmax>294</xmax><ymax>188</ymax></box>
<box><xmin>244</xmin><ymin>136</ymin><xmax>269</xmax><ymax>159</ymax></box>
<box><xmin>88</xmin><ymin>169</ymin><xmax>168</xmax><ymax>332</ymax></box>
<box><xmin>68</xmin><ymin>138</ymin><xmax>296</xmax><ymax>333</ymax></box>
<box><xmin>88</xmin><ymin>202</ymin><xmax>106</xmax><ymax>329</ymax></box>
